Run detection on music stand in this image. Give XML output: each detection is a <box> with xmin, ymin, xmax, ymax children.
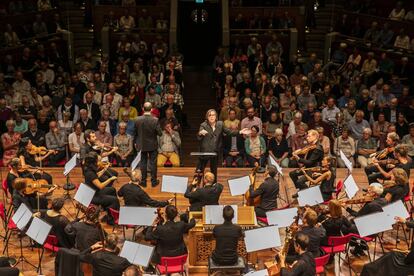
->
<box><xmin>161</xmin><ymin>175</ymin><xmax>188</xmax><ymax>207</ymax></box>
<box><xmin>268</xmin><ymin>153</ymin><xmax>288</xmax><ymax>205</ymax></box>
<box><xmin>8</xmin><ymin>204</ymin><xmax>36</xmax><ymax>271</ymax></box>
<box><xmin>25</xmin><ymin>217</ymin><xmax>52</xmax><ymax>274</ymax></box>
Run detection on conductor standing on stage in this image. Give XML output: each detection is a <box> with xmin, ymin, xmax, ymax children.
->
<box><xmin>197</xmin><ymin>109</ymin><xmax>250</xmax><ymax>181</ymax></box>
<box><xmin>135</xmin><ymin>102</ymin><xmax>162</xmax><ymax>187</ymax></box>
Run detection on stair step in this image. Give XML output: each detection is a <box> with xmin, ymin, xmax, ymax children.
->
<box><xmin>62</xmin><ymin>10</ymin><xmax>85</xmax><ymax>17</ymax></box>
<box><xmin>74</xmin><ymin>33</ymin><xmax>94</xmax><ymax>40</ymax></box>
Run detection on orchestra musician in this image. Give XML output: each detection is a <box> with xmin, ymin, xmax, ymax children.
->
<box><xmin>291</xmin><ymin>209</ymin><xmax>326</xmax><ymax>259</ymax></box>
<box><xmin>299</xmin><ymin>156</ymin><xmax>336</xmax><ymax>201</ymax></box>
<box><xmin>118</xmin><ymin>168</ymin><xmax>173</xmax><ymax>207</ymax></box>
<box><xmin>381</xmin><ymin>168</ymin><xmax>410</xmax><ymax>203</ymax></box>
<box><xmin>184</xmin><ymin>172</ymin><xmax>223</xmax><ymax>212</ymax></box>
<box><xmin>365</xmin><ymin>132</ymin><xmax>399</xmax><ymax>183</ymax></box>
<box><xmin>16</xmin><ymin>139</ymin><xmax>53</xmax><ymax>184</ymax></box>
<box><xmin>278</xmin><ymin>233</ymin><xmax>316</xmax><ymax>276</ymax></box>
<box><xmin>372</xmin><ymin>144</ymin><xmax>412</xmax><ymax>181</ymax></box>
<box><xmin>80</xmin><ymin>129</ymin><xmax>118</xmax><ymax>186</ymax></box>
<box><xmin>37</xmin><ymin>198</ymin><xmax>74</xmax><ymax>248</ymax></box>
<box><xmin>320</xmin><ymin>200</ymin><xmax>352</xmax><ymax>237</ymax></box>
<box><xmin>248</xmin><ymin>165</ymin><xmax>279</xmax><ymax>218</ymax></box>
<box><xmin>145</xmin><ymin>205</ymin><xmax>196</xmax><ymax>264</ymax></box>
<box><xmin>197</xmin><ymin>109</ymin><xmax>250</xmax><ymax>182</ymax></box>
<box><xmin>211</xmin><ymin>205</ymin><xmax>244</xmax><ymax>266</ymax></box>
<box><xmin>289</xmin><ymin>129</ymin><xmax>324</xmax><ymax>192</ymax></box>
<box><xmin>340</xmin><ymin>183</ymin><xmax>388</xmax><ymax>256</ymax></box>
<box><xmin>361</xmin><ymin>216</ymin><xmax>414</xmax><ymax>275</ymax></box>
<box><xmin>64</xmin><ymin>205</ymin><xmax>105</xmax><ymax>252</ymax></box>
<box><xmin>83</xmin><ymin>234</ymin><xmax>132</xmax><ymax>276</ymax></box>
<box><xmin>12</xmin><ymin>177</ymin><xmax>56</xmax><ymax>212</ymax></box>
<box><xmin>82</xmin><ymin>151</ymin><xmax>119</xmax><ymax>225</ymax></box>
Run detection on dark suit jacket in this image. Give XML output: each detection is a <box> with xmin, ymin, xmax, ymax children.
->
<box><xmin>117</xmin><ymin>183</ymin><xmax>169</xmax><ymax>207</ymax></box>
<box><xmin>299</xmin><ymin>226</ymin><xmax>326</xmax><ymax>258</ymax></box>
<box><xmin>298</xmin><ymin>144</ymin><xmax>324</xmax><ymax>167</ymax></box>
<box><xmin>22</xmin><ymin>129</ymin><xmax>46</xmax><ymax>147</ymax></box>
<box><xmin>184</xmin><ymin>183</ymin><xmax>224</xmax><ymax>212</ymax></box>
<box><xmin>12</xmin><ymin>190</ymin><xmax>33</xmax><ymax>212</ymax></box>
<box><xmin>77</xmin><ymin>119</ymin><xmax>97</xmax><ymax>131</ymax></box>
<box><xmin>212</xmin><ymin>221</ymin><xmax>243</xmax><ymax>265</ymax></box>
<box><xmin>145</xmin><ymin>219</ymin><xmax>196</xmax><ymax>259</ymax></box>
<box><xmin>159</xmin><ymin>103</ymin><xmax>182</xmax><ymax>123</ymax></box>
<box><xmin>223</xmin><ymin>134</ymin><xmax>245</xmax><ymax>156</ymax></box>
<box><xmin>281</xmin><ymin>251</ymin><xmax>316</xmax><ymax>276</ymax></box>
<box><xmin>135</xmin><ymin>114</ymin><xmax>162</xmax><ymax>152</ymax></box>
<box><xmin>249</xmin><ymin>177</ymin><xmax>279</xmax><ymax>210</ymax></box>
<box><xmin>79</xmin><ymin>103</ymin><xmax>101</xmax><ymax>123</ymax></box>
<box><xmin>197</xmin><ymin>121</ymin><xmax>237</xmax><ymax>153</ymax></box>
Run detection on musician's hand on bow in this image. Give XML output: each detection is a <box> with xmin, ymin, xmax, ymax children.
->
<box><xmin>33</xmin><ymin>212</ymin><xmax>41</xmax><ymax>218</ymax></box>
<box><xmin>167</xmin><ymin>198</ymin><xmax>174</xmax><ymax>204</ymax></box>
<box><xmin>395</xmin><ymin>216</ymin><xmax>406</xmax><ymax>224</ymax></box>
<box><xmin>198</xmin><ymin>129</ymin><xmax>208</xmax><ymax>136</ymax></box>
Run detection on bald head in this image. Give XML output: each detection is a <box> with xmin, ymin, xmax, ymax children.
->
<box><xmin>143</xmin><ymin>102</ymin><xmax>152</xmax><ymax>112</ymax></box>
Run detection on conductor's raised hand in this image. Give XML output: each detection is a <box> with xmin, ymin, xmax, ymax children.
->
<box><xmin>199</xmin><ymin>129</ymin><xmax>208</xmax><ymax>136</ymax></box>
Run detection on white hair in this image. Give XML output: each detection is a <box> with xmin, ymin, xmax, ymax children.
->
<box><xmin>369</xmin><ymin>183</ymin><xmax>384</xmax><ymax>196</ymax></box>
<box><xmin>274</xmin><ymin>128</ymin><xmax>283</xmax><ymax>135</ymax></box>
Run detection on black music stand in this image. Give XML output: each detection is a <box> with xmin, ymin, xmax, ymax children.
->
<box><xmin>25</xmin><ymin>217</ymin><xmax>52</xmax><ymax>274</ymax></box>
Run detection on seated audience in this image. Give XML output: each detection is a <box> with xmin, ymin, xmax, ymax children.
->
<box><xmin>245</xmin><ymin>126</ymin><xmax>266</xmax><ymax>167</ymax></box>
<box><xmin>113</xmin><ymin>122</ymin><xmax>134</xmax><ymax>167</ymax></box>
<box><xmin>157</xmin><ymin>122</ymin><xmax>181</xmax><ymax>167</ymax></box>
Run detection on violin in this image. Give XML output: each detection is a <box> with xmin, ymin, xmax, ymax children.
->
<box><xmin>291</xmin><ymin>144</ymin><xmax>317</xmax><ymax>160</ymax></box>
<box><xmin>339</xmin><ymin>195</ymin><xmax>375</xmax><ymax>205</ymax></box>
<box><xmin>27</xmin><ymin>145</ymin><xmax>56</xmax><ymax>156</ymax></box>
<box><xmin>370</xmin><ymin>146</ymin><xmax>395</xmax><ymax>160</ymax></box>
<box><xmin>245</xmin><ymin>163</ymin><xmax>261</xmax><ymax>206</ymax></box>
<box><xmin>98</xmin><ymin>160</ymin><xmax>111</xmax><ymax>170</ymax></box>
<box><xmin>16</xmin><ymin>178</ymin><xmax>57</xmax><ymax>195</ymax></box>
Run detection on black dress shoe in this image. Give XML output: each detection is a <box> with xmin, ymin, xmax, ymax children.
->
<box><xmin>151</xmin><ymin>180</ymin><xmax>160</xmax><ymax>187</ymax></box>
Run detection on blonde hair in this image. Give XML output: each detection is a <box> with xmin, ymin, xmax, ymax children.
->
<box><xmin>307</xmin><ymin>129</ymin><xmax>319</xmax><ymax>140</ymax></box>
<box><xmin>303</xmin><ymin>209</ymin><xmax>318</xmax><ymax>227</ymax></box>
<box><xmin>131</xmin><ymin>169</ymin><xmax>142</xmax><ymax>182</ymax></box>
<box><xmin>328</xmin><ymin>200</ymin><xmax>343</xmax><ymax>218</ymax></box>
<box><xmin>392</xmin><ymin>168</ymin><xmax>408</xmax><ymax>185</ymax></box>
<box><xmin>204</xmin><ymin>172</ymin><xmax>215</xmax><ymax>183</ymax></box>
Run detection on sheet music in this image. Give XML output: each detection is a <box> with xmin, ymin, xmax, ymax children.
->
<box><xmin>161</xmin><ymin>175</ymin><xmax>189</xmax><ymax>194</ymax></box>
<box><xmin>74</xmin><ymin>183</ymin><xmax>95</xmax><ymax>207</ymax></box>
<box><xmin>131</xmin><ymin>151</ymin><xmax>142</xmax><ymax>171</ymax></box>
<box><xmin>228</xmin><ymin>176</ymin><xmax>251</xmax><ymax>196</ymax></box>
<box><xmin>244</xmin><ymin>269</ymin><xmax>269</xmax><ymax>276</ymax></box>
<box><xmin>354</xmin><ymin>211</ymin><xmax>393</xmax><ymax>237</ymax></box>
<box><xmin>12</xmin><ymin>203</ymin><xmax>33</xmax><ymax>230</ymax></box>
<box><xmin>297</xmin><ymin>186</ymin><xmax>324</xmax><ymax>206</ymax></box>
<box><xmin>204</xmin><ymin>205</ymin><xmax>238</xmax><ymax>224</ymax></box>
<box><xmin>25</xmin><ymin>217</ymin><xmax>52</xmax><ymax>245</ymax></box>
<box><xmin>269</xmin><ymin>155</ymin><xmax>283</xmax><ymax>176</ymax></box>
<box><xmin>119</xmin><ymin>206</ymin><xmax>158</xmax><ymax>226</ymax></box>
<box><xmin>64</xmin><ymin>153</ymin><xmax>78</xmax><ymax>176</ymax></box>
<box><xmin>266</xmin><ymin>207</ymin><xmax>298</xmax><ymax>228</ymax></box>
<box><xmin>120</xmin><ymin>241</ymin><xmax>154</xmax><ymax>267</ymax></box>
<box><xmin>244</xmin><ymin>226</ymin><xmax>281</xmax><ymax>252</ymax></box>
<box><xmin>382</xmin><ymin>200</ymin><xmax>410</xmax><ymax>226</ymax></box>
<box><xmin>340</xmin><ymin>150</ymin><xmax>353</xmax><ymax>172</ymax></box>
<box><xmin>344</xmin><ymin>175</ymin><xmax>359</xmax><ymax>199</ymax></box>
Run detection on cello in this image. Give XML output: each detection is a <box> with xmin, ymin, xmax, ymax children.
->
<box><xmin>244</xmin><ymin>163</ymin><xmax>261</xmax><ymax>206</ymax></box>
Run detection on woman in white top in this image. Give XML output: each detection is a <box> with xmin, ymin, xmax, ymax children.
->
<box><xmin>68</xmin><ymin>122</ymin><xmax>85</xmax><ymax>157</ymax></box>
<box><xmin>389</xmin><ymin>2</ymin><xmax>405</xmax><ymax>20</ymax></box>
<box><xmin>394</xmin><ymin>29</ymin><xmax>410</xmax><ymax>49</ymax></box>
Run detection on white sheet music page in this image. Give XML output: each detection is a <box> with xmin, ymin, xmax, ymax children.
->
<box><xmin>131</xmin><ymin>151</ymin><xmax>141</xmax><ymax>171</ymax></box>
<box><xmin>244</xmin><ymin>226</ymin><xmax>281</xmax><ymax>252</ymax></box>
<box><xmin>161</xmin><ymin>175</ymin><xmax>189</xmax><ymax>194</ymax></box>
<box><xmin>228</xmin><ymin>176</ymin><xmax>251</xmax><ymax>196</ymax></box>
<box><xmin>344</xmin><ymin>175</ymin><xmax>359</xmax><ymax>199</ymax></box>
<box><xmin>266</xmin><ymin>207</ymin><xmax>298</xmax><ymax>228</ymax></box>
<box><xmin>74</xmin><ymin>183</ymin><xmax>95</xmax><ymax>207</ymax></box>
<box><xmin>119</xmin><ymin>206</ymin><xmax>158</xmax><ymax>226</ymax></box>
<box><xmin>25</xmin><ymin>217</ymin><xmax>52</xmax><ymax>245</ymax></box>
<box><xmin>204</xmin><ymin>205</ymin><xmax>238</xmax><ymax>224</ymax></box>
<box><xmin>64</xmin><ymin>153</ymin><xmax>78</xmax><ymax>176</ymax></box>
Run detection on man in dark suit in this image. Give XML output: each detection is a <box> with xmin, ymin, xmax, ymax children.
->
<box><xmin>248</xmin><ymin>165</ymin><xmax>279</xmax><ymax>218</ymax></box>
<box><xmin>223</xmin><ymin>131</ymin><xmax>245</xmax><ymax>167</ymax></box>
<box><xmin>184</xmin><ymin>172</ymin><xmax>223</xmax><ymax>211</ymax></box>
<box><xmin>78</xmin><ymin>109</ymin><xmax>97</xmax><ymax>131</ymax></box>
<box><xmin>135</xmin><ymin>102</ymin><xmax>162</xmax><ymax>187</ymax></box>
<box><xmin>22</xmin><ymin>118</ymin><xmax>46</xmax><ymax>147</ymax></box>
<box><xmin>118</xmin><ymin>169</ymin><xmax>172</xmax><ymax>206</ymax></box>
<box><xmin>211</xmin><ymin>205</ymin><xmax>243</xmax><ymax>266</ymax></box>
<box><xmin>289</xmin><ymin>129</ymin><xmax>324</xmax><ymax>191</ymax></box>
<box><xmin>145</xmin><ymin>205</ymin><xmax>196</xmax><ymax>264</ymax></box>
<box><xmin>80</xmin><ymin>92</ymin><xmax>101</xmax><ymax>123</ymax></box>
<box><xmin>197</xmin><ymin>109</ymin><xmax>250</xmax><ymax>181</ymax></box>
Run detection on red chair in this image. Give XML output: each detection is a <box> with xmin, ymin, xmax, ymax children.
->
<box><xmin>322</xmin><ymin>180</ymin><xmax>344</xmax><ymax>204</ymax></box>
<box><xmin>314</xmin><ymin>254</ymin><xmax>330</xmax><ymax>275</ymax></box>
<box><xmin>320</xmin><ymin>234</ymin><xmax>354</xmax><ymax>274</ymax></box>
<box><xmin>164</xmin><ymin>160</ymin><xmax>173</xmax><ymax>167</ymax></box>
<box><xmin>156</xmin><ymin>254</ymin><xmax>187</xmax><ymax>275</ymax></box>
<box><xmin>256</xmin><ymin>204</ymin><xmax>291</xmax><ymax>225</ymax></box>
<box><xmin>44</xmin><ymin>234</ymin><xmax>59</xmax><ymax>254</ymax></box>
<box><xmin>109</xmin><ymin>208</ymin><xmax>136</xmax><ymax>239</ymax></box>
<box><xmin>56</xmin><ymin>159</ymin><xmax>66</xmax><ymax>166</ymax></box>
<box><xmin>350</xmin><ymin>233</ymin><xmax>381</xmax><ymax>261</ymax></box>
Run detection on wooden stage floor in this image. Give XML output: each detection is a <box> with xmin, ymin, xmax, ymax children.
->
<box><xmin>0</xmin><ymin>167</ymin><xmax>412</xmax><ymax>275</ymax></box>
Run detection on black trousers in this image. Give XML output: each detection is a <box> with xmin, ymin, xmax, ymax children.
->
<box><xmin>289</xmin><ymin>169</ymin><xmax>308</xmax><ymax>190</ymax></box>
<box><xmin>91</xmin><ymin>187</ymin><xmax>120</xmax><ymax>212</ymax></box>
<box><xmin>48</xmin><ymin>150</ymin><xmax>66</xmax><ymax>166</ymax></box>
<box><xmin>141</xmin><ymin>150</ymin><xmax>157</xmax><ymax>185</ymax></box>
<box><xmin>98</xmin><ymin>169</ymin><xmax>118</xmax><ymax>187</ymax></box>
<box><xmin>365</xmin><ymin>164</ymin><xmax>387</xmax><ymax>184</ymax></box>
<box><xmin>115</xmin><ymin>155</ymin><xmax>133</xmax><ymax>167</ymax></box>
<box><xmin>255</xmin><ymin>206</ymin><xmax>267</xmax><ymax>218</ymax></box>
<box><xmin>197</xmin><ymin>156</ymin><xmax>218</xmax><ymax>182</ymax></box>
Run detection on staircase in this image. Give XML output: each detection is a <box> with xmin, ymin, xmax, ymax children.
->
<box><xmin>60</xmin><ymin>1</ymin><xmax>95</xmax><ymax>59</ymax></box>
<box><xmin>305</xmin><ymin>0</ymin><xmax>344</xmax><ymax>59</ymax></box>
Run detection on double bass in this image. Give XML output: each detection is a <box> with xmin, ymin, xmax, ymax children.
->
<box><xmin>245</xmin><ymin>163</ymin><xmax>261</xmax><ymax>206</ymax></box>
